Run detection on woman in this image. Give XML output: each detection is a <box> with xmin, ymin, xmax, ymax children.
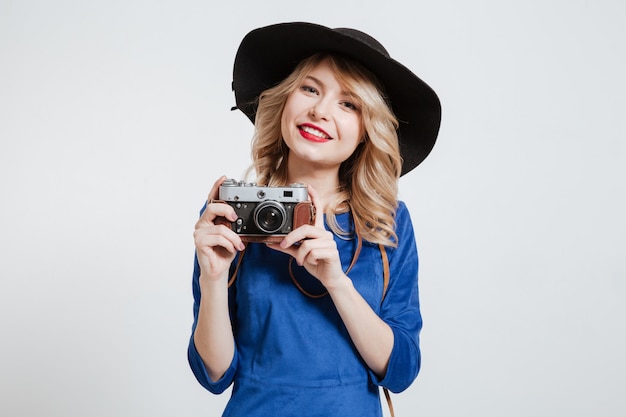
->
<box><xmin>189</xmin><ymin>22</ymin><xmax>441</xmax><ymax>416</ymax></box>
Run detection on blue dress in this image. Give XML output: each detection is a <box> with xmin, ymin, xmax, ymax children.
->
<box><xmin>188</xmin><ymin>202</ymin><xmax>422</xmax><ymax>417</ymax></box>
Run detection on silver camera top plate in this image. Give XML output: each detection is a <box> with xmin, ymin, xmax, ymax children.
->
<box><xmin>219</xmin><ymin>179</ymin><xmax>309</xmax><ymax>203</ymax></box>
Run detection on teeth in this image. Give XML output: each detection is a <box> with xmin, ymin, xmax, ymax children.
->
<box><xmin>301</xmin><ymin>125</ymin><xmax>330</xmax><ymax>139</ymax></box>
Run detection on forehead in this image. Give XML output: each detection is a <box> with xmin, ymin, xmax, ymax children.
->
<box><xmin>304</xmin><ymin>58</ymin><xmax>340</xmax><ymax>79</ymax></box>
<box><xmin>302</xmin><ymin>57</ymin><xmax>360</xmax><ymax>95</ymax></box>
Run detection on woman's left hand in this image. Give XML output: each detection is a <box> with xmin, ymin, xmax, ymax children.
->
<box><xmin>267</xmin><ymin>185</ymin><xmax>345</xmax><ymax>289</ymax></box>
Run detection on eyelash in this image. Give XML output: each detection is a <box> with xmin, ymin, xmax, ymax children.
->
<box><xmin>301</xmin><ymin>85</ymin><xmax>318</xmax><ymax>94</ymax></box>
<box><xmin>299</xmin><ymin>85</ymin><xmax>360</xmax><ymax>111</ymax></box>
<box><xmin>341</xmin><ymin>101</ymin><xmax>359</xmax><ymax>111</ymax></box>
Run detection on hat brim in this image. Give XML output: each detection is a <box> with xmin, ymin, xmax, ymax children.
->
<box><xmin>232</xmin><ymin>22</ymin><xmax>441</xmax><ymax>176</ymax></box>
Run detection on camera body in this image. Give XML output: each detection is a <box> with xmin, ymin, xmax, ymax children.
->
<box><xmin>216</xmin><ymin>179</ymin><xmax>315</xmax><ymax>243</ymax></box>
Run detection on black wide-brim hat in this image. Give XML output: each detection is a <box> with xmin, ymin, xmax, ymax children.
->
<box><xmin>232</xmin><ymin>22</ymin><xmax>441</xmax><ymax>176</ymax></box>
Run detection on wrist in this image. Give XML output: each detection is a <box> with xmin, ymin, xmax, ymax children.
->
<box><xmin>199</xmin><ymin>271</ymin><xmax>230</xmax><ymax>291</ymax></box>
<box><xmin>325</xmin><ymin>273</ymin><xmax>353</xmax><ymax>295</ymax></box>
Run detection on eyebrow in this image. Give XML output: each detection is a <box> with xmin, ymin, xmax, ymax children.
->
<box><xmin>304</xmin><ymin>74</ymin><xmax>323</xmax><ymax>86</ymax></box>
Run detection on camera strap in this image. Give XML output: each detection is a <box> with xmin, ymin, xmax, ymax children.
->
<box><xmin>228</xmin><ymin>233</ymin><xmax>389</xmax><ymax>301</ymax></box>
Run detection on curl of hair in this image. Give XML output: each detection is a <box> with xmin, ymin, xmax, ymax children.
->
<box><xmin>245</xmin><ymin>54</ymin><xmax>402</xmax><ymax>247</ymax></box>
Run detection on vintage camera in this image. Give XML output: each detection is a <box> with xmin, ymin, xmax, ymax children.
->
<box><xmin>215</xmin><ymin>179</ymin><xmax>315</xmax><ymax>243</ymax></box>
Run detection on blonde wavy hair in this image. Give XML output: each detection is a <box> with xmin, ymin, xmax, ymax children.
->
<box><xmin>245</xmin><ymin>53</ymin><xmax>402</xmax><ymax>247</ymax></box>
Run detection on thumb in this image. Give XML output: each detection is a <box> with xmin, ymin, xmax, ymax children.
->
<box><xmin>306</xmin><ymin>184</ymin><xmax>325</xmax><ymax>228</ymax></box>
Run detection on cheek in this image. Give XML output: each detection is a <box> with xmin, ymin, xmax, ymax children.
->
<box><xmin>342</xmin><ymin>115</ymin><xmax>364</xmax><ymax>145</ymax></box>
<box><xmin>280</xmin><ymin>105</ymin><xmax>292</xmax><ymax>139</ymax></box>
<box><xmin>281</xmin><ymin>95</ymin><xmax>298</xmax><ymax>131</ymax></box>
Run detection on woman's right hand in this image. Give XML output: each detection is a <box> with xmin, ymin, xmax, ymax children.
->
<box><xmin>193</xmin><ymin>176</ymin><xmax>246</xmax><ymax>282</ymax></box>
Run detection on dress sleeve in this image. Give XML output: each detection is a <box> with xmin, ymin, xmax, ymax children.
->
<box><xmin>370</xmin><ymin>201</ymin><xmax>422</xmax><ymax>393</ymax></box>
<box><xmin>187</xmin><ymin>205</ymin><xmax>238</xmax><ymax>394</ymax></box>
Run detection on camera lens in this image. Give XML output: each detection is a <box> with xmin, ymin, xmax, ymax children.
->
<box><xmin>254</xmin><ymin>201</ymin><xmax>287</xmax><ymax>234</ymax></box>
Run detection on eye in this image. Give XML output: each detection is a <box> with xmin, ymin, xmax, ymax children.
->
<box><xmin>300</xmin><ymin>85</ymin><xmax>318</xmax><ymax>95</ymax></box>
<box><xmin>341</xmin><ymin>101</ymin><xmax>360</xmax><ymax>112</ymax></box>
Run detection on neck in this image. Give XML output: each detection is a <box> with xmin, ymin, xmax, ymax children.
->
<box><xmin>286</xmin><ymin>161</ymin><xmax>341</xmax><ymax>213</ymax></box>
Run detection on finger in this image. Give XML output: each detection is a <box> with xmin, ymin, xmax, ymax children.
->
<box><xmin>266</xmin><ymin>242</ymin><xmax>298</xmax><ymax>259</ymax></box>
<box><xmin>196</xmin><ymin>233</ymin><xmax>239</xmax><ymax>254</ymax></box>
<box><xmin>306</xmin><ymin>184</ymin><xmax>325</xmax><ymax>229</ymax></box>
<box><xmin>197</xmin><ymin>198</ymin><xmax>238</xmax><ymax>226</ymax></box>
<box><xmin>195</xmin><ymin>224</ymin><xmax>245</xmax><ymax>252</ymax></box>
<box><xmin>299</xmin><ymin>237</ymin><xmax>337</xmax><ymax>259</ymax></box>
<box><xmin>196</xmin><ymin>175</ymin><xmax>229</xmax><ymax>226</ymax></box>
<box><xmin>207</xmin><ymin>175</ymin><xmax>228</xmax><ymax>202</ymax></box>
<box><xmin>281</xmin><ymin>233</ymin><xmax>336</xmax><ymax>266</ymax></box>
<box><xmin>267</xmin><ymin>242</ymin><xmax>310</xmax><ymax>267</ymax></box>
<box><xmin>279</xmin><ymin>225</ymin><xmax>327</xmax><ymax>249</ymax></box>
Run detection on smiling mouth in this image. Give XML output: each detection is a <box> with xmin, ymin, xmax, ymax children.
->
<box><xmin>298</xmin><ymin>124</ymin><xmax>332</xmax><ymax>142</ymax></box>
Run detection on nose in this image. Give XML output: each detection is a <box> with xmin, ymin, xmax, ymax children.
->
<box><xmin>310</xmin><ymin>97</ymin><xmax>331</xmax><ymax>120</ymax></box>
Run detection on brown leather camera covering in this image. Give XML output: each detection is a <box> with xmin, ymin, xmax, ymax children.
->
<box><xmin>292</xmin><ymin>201</ymin><xmax>315</xmax><ymax>229</ymax></box>
<box><xmin>214</xmin><ymin>201</ymin><xmax>315</xmax><ymax>244</ymax></box>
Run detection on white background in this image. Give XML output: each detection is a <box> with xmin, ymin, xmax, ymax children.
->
<box><xmin>1</xmin><ymin>1</ymin><xmax>625</xmax><ymax>416</ymax></box>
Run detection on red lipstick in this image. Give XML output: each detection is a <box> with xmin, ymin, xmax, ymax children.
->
<box><xmin>298</xmin><ymin>123</ymin><xmax>332</xmax><ymax>143</ymax></box>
